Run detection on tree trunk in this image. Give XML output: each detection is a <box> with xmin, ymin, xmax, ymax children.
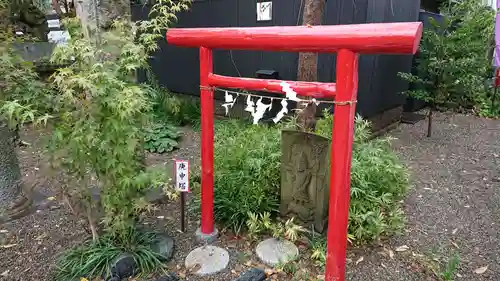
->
<box><xmin>0</xmin><ymin>123</ymin><xmax>31</xmax><ymax>221</ymax></box>
<box><xmin>75</xmin><ymin>0</ymin><xmax>130</xmax><ymax>30</ymax></box>
<box><xmin>75</xmin><ymin>0</ymin><xmax>130</xmax><ymax>42</ymax></box>
<box><xmin>296</xmin><ymin>0</ymin><xmax>325</xmax><ymax>131</ymax></box>
<box><xmin>99</xmin><ymin>0</ymin><xmax>131</xmax><ymax>28</ymax></box>
<box><xmin>52</xmin><ymin>0</ymin><xmax>63</xmax><ymax>15</ymax></box>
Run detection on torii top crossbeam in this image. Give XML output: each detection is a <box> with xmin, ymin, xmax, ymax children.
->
<box><xmin>167</xmin><ymin>22</ymin><xmax>423</xmax><ymax>54</ymax></box>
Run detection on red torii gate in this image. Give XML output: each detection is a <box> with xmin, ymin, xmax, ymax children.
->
<box><xmin>167</xmin><ymin>22</ymin><xmax>422</xmax><ymax>280</ymax></box>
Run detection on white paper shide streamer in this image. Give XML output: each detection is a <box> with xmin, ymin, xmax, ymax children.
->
<box><xmin>272</xmin><ymin>99</ymin><xmax>288</xmax><ymax>123</ymax></box>
<box><xmin>222</xmin><ymin>91</ymin><xmax>237</xmax><ymax>115</ymax></box>
<box><xmin>251</xmin><ymin>98</ymin><xmax>272</xmax><ymax>124</ymax></box>
<box><xmin>220</xmin><ymin>81</ymin><xmax>321</xmax><ymax>124</ymax></box>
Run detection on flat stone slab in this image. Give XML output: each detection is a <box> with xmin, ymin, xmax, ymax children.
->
<box><xmin>185</xmin><ymin>245</ymin><xmax>229</xmax><ymax>276</ymax></box>
<box><xmin>255</xmin><ymin>238</ymin><xmax>298</xmax><ymax>266</ymax></box>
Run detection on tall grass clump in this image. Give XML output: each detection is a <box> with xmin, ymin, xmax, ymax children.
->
<box><xmin>54</xmin><ymin>227</ymin><xmax>165</xmax><ymax>281</ymax></box>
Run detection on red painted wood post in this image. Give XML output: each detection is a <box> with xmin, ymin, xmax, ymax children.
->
<box><xmin>325</xmin><ymin>49</ymin><xmax>359</xmax><ymax>281</ymax></box>
<box><xmin>199</xmin><ymin>47</ymin><xmax>215</xmax><ymax>235</ymax></box>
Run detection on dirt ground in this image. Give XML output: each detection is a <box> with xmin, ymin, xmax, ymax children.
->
<box><xmin>0</xmin><ymin>111</ymin><xmax>499</xmax><ymax>281</ymax></box>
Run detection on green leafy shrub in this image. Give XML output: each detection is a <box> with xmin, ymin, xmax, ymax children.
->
<box><xmin>49</xmin><ymin>19</ymin><xmax>159</xmax><ymax>237</ymax></box>
<box><xmin>399</xmin><ymin>0</ymin><xmax>496</xmax><ymax>133</ymax></box>
<box><xmin>477</xmin><ymin>93</ymin><xmax>500</xmax><ymax>118</ymax></box>
<box><xmin>54</xmin><ymin>227</ymin><xmax>165</xmax><ymax>281</ymax></box>
<box><xmin>1</xmin><ymin>0</ymin><xmax>190</xmax><ymax>279</ymax></box>
<box><xmin>150</xmin><ymin>86</ymin><xmax>201</xmax><ymax>127</ymax></box>
<box><xmin>0</xmin><ymin>0</ymin><xmax>53</xmax><ymax>128</ymax></box>
<box><xmin>191</xmin><ymin>120</ymin><xmax>281</xmax><ymax>233</ymax></box>
<box><xmin>193</xmin><ymin>112</ymin><xmax>409</xmax><ymax>242</ymax></box>
<box><xmin>316</xmin><ymin>112</ymin><xmax>409</xmax><ymax>242</ymax></box>
<box><xmin>143</xmin><ymin>121</ymin><xmax>180</xmax><ymax>153</ymax></box>
<box><xmin>46</xmin><ymin>0</ymin><xmax>191</xmax><ymax>238</ymax></box>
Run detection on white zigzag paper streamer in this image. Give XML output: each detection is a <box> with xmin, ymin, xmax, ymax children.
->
<box><xmin>272</xmin><ymin>99</ymin><xmax>288</xmax><ymax>123</ymax></box>
<box><xmin>280</xmin><ymin>81</ymin><xmax>300</xmax><ymax>101</ymax></box>
<box><xmin>219</xmin><ymin>82</ymin><xmax>323</xmax><ymax>124</ymax></box>
<box><xmin>251</xmin><ymin>97</ymin><xmax>272</xmax><ymax>124</ymax></box>
<box><xmin>222</xmin><ymin>91</ymin><xmax>237</xmax><ymax>115</ymax></box>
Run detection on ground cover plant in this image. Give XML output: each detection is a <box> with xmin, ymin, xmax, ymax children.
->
<box><xmin>143</xmin><ymin>120</ymin><xmax>180</xmax><ymax>153</ymax></box>
<box><xmin>53</xmin><ymin>227</ymin><xmax>166</xmax><ymax>280</ymax></box>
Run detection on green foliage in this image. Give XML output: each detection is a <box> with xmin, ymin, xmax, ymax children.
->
<box><xmin>308</xmin><ymin>231</ymin><xmax>327</xmax><ymax>267</ymax></box>
<box><xmin>0</xmin><ymin>1</ymin><xmax>53</xmax><ymax>128</ymax></box>
<box><xmin>192</xmin><ymin>112</ymin><xmax>409</xmax><ymax>241</ymax></box>
<box><xmin>440</xmin><ymin>255</ymin><xmax>460</xmax><ymax>281</ymax></box>
<box><xmin>399</xmin><ymin>0</ymin><xmax>495</xmax><ymax>114</ymax></box>
<box><xmin>143</xmin><ymin>121</ymin><xmax>180</xmax><ymax>153</ymax></box>
<box><xmin>246</xmin><ymin>212</ymin><xmax>306</xmax><ymax>242</ymax></box>
<box><xmin>53</xmin><ymin>227</ymin><xmax>165</xmax><ymax>281</ymax></box>
<box><xmin>45</xmin><ymin>0</ymin><xmax>191</xmax><ymax>237</ymax></box>
<box><xmin>316</xmin><ymin>111</ymin><xmax>409</xmax><ymax>242</ymax></box>
<box><xmin>191</xmin><ymin>120</ymin><xmax>281</xmax><ymax>233</ymax></box>
<box><xmin>49</xmin><ymin>19</ymin><xmax>157</xmax><ymax>235</ymax></box>
<box><xmin>147</xmin><ymin>85</ymin><xmax>201</xmax><ymax>127</ymax></box>
<box><xmin>477</xmin><ymin>94</ymin><xmax>500</xmax><ymax>118</ymax></box>
<box><xmin>1</xmin><ymin>0</ymin><xmax>189</xmax><ymax>278</ymax></box>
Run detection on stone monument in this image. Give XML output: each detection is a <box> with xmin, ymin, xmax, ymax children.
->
<box><xmin>280</xmin><ymin>129</ymin><xmax>330</xmax><ymax>232</ymax></box>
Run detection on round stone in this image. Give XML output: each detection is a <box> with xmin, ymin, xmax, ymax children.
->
<box><xmin>255</xmin><ymin>238</ymin><xmax>298</xmax><ymax>266</ymax></box>
<box><xmin>184</xmin><ymin>245</ymin><xmax>229</xmax><ymax>276</ymax></box>
<box><xmin>109</xmin><ymin>253</ymin><xmax>137</xmax><ymax>279</ymax></box>
<box><xmin>150</xmin><ymin>233</ymin><xmax>175</xmax><ymax>262</ymax></box>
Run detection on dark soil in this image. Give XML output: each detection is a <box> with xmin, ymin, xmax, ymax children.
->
<box><xmin>0</xmin><ymin>112</ymin><xmax>499</xmax><ymax>281</ymax></box>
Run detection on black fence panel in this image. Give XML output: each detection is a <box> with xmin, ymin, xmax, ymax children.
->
<box><xmin>132</xmin><ymin>0</ymin><xmax>421</xmax><ymax>118</ymax></box>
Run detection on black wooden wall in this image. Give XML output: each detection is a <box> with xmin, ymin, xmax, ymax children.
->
<box><xmin>132</xmin><ymin>0</ymin><xmax>421</xmax><ymax>118</ymax></box>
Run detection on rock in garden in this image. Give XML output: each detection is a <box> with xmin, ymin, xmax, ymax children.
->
<box><xmin>150</xmin><ymin>232</ymin><xmax>175</xmax><ymax>261</ymax></box>
<box><xmin>145</xmin><ymin>185</ymin><xmax>166</xmax><ymax>203</ymax></box>
<box><xmin>109</xmin><ymin>253</ymin><xmax>137</xmax><ymax>280</ymax></box>
<box><xmin>255</xmin><ymin>238</ymin><xmax>298</xmax><ymax>266</ymax></box>
<box><xmin>155</xmin><ymin>272</ymin><xmax>179</xmax><ymax>281</ymax></box>
<box><xmin>185</xmin><ymin>245</ymin><xmax>229</xmax><ymax>276</ymax></box>
<box><xmin>233</xmin><ymin>268</ymin><xmax>267</xmax><ymax>281</ymax></box>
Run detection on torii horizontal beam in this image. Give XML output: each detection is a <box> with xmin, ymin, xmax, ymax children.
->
<box><xmin>166</xmin><ymin>22</ymin><xmax>423</xmax><ymax>54</ymax></box>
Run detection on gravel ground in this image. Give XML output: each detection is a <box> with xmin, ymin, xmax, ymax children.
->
<box><xmin>0</xmin><ymin>112</ymin><xmax>499</xmax><ymax>281</ymax></box>
<box><xmin>345</xmin><ymin>112</ymin><xmax>500</xmax><ymax>281</ymax></box>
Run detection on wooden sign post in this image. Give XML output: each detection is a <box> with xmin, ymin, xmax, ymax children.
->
<box><xmin>174</xmin><ymin>159</ymin><xmax>190</xmax><ymax>232</ymax></box>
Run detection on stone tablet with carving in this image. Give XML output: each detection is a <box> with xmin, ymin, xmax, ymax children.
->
<box><xmin>280</xmin><ymin>129</ymin><xmax>330</xmax><ymax>232</ymax></box>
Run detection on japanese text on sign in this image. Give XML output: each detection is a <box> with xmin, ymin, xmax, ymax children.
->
<box><xmin>175</xmin><ymin>160</ymin><xmax>190</xmax><ymax>192</ymax></box>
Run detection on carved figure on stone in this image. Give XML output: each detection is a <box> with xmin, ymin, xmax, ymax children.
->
<box><xmin>280</xmin><ymin>130</ymin><xmax>329</xmax><ymax>232</ymax></box>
